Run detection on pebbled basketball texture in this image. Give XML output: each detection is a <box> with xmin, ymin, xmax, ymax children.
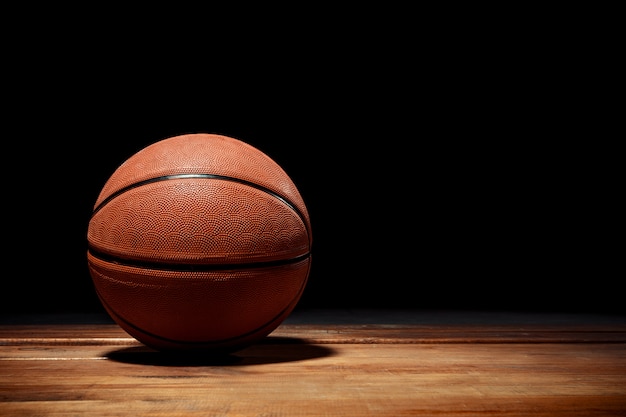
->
<box><xmin>87</xmin><ymin>133</ymin><xmax>312</xmax><ymax>352</ymax></box>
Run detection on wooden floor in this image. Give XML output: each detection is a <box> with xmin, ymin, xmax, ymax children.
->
<box><xmin>1</xmin><ymin>309</ymin><xmax>625</xmax><ymax>416</ymax></box>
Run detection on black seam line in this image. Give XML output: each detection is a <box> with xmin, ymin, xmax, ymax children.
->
<box><xmin>91</xmin><ymin>173</ymin><xmax>311</xmax><ymax>240</ymax></box>
<box><xmin>88</xmin><ymin>248</ymin><xmax>311</xmax><ymax>272</ymax></box>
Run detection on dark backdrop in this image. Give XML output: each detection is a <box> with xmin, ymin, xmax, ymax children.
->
<box><xmin>3</xmin><ymin>13</ymin><xmax>621</xmax><ymax>316</ymax></box>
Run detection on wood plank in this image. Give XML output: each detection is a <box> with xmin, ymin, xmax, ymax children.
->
<box><xmin>1</xmin><ymin>342</ymin><xmax>625</xmax><ymax>416</ymax></box>
<box><xmin>2</xmin><ymin>322</ymin><xmax>626</xmax><ymax>345</ymax></box>
<box><xmin>1</xmin><ymin>312</ymin><xmax>625</xmax><ymax>416</ymax></box>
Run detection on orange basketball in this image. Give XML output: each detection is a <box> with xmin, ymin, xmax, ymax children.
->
<box><xmin>87</xmin><ymin>133</ymin><xmax>312</xmax><ymax>352</ymax></box>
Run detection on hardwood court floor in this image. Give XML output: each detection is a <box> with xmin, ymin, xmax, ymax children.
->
<box><xmin>1</xmin><ymin>309</ymin><xmax>625</xmax><ymax>416</ymax></box>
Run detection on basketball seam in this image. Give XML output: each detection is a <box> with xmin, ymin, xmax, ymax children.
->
<box><xmin>87</xmin><ymin>249</ymin><xmax>311</xmax><ymax>271</ymax></box>
<box><xmin>92</xmin><ymin>173</ymin><xmax>310</xmax><ymax>237</ymax></box>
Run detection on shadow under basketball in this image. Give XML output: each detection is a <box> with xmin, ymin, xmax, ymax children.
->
<box><xmin>105</xmin><ymin>336</ymin><xmax>335</xmax><ymax>367</ymax></box>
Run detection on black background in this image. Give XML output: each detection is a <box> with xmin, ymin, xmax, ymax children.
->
<box><xmin>2</xmin><ymin>10</ymin><xmax>622</xmax><ymax>317</ymax></box>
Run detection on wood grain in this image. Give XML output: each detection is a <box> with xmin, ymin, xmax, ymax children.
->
<box><xmin>1</xmin><ymin>311</ymin><xmax>625</xmax><ymax>416</ymax></box>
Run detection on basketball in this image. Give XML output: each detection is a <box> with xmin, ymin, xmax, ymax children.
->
<box><xmin>87</xmin><ymin>133</ymin><xmax>312</xmax><ymax>353</ymax></box>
